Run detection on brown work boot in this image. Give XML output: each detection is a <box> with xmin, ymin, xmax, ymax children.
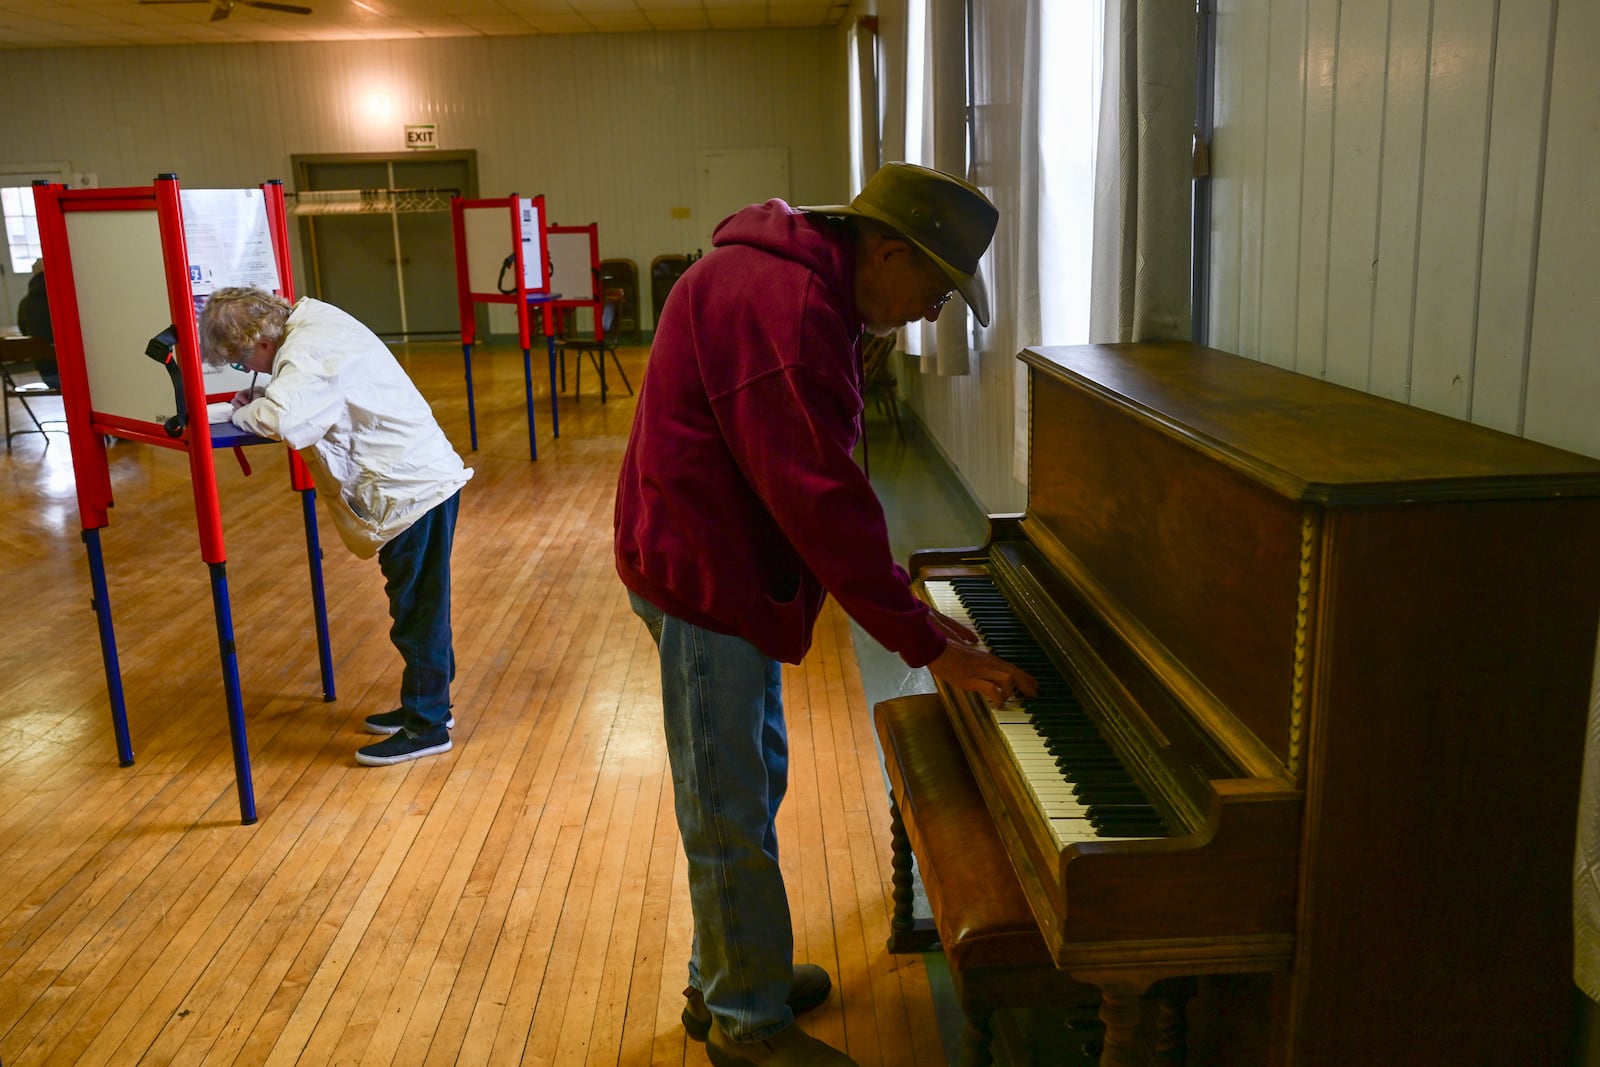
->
<box><xmin>682</xmin><ymin>964</ymin><xmax>833</xmax><ymax>1041</ymax></box>
<box><xmin>706</xmin><ymin>1021</ymin><xmax>857</xmax><ymax>1066</ymax></box>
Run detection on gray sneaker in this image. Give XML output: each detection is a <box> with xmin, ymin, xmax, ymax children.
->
<box><xmin>707</xmin><ymin>1022</ymin><xmax>856</xmax><ymax>1067</ymax></box>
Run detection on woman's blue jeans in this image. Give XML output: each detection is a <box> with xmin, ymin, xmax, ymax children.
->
<box><xmin>377</xmin><ymin>491</ymin><xmax>460</xmax><ymax>735</ymax></box>
<box><xmin>628</xmin><ymin>590</ymin><xmax>795</xmax><ymax>1042</ymax></box>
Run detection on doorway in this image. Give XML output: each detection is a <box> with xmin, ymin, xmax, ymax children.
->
<box><xmin>697</xmin><ymin>148</ymin><xmax>789</xmax><ymax>256</ymax></box>
<box><xmin>292</xmin><ymin>151</ymin><xmax>478</xmax><ymax>341</ymax></box>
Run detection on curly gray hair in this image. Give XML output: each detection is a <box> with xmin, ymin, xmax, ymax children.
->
<box><xmin>197</xmin><ymin>287</ymin><xmax>293</xmax><ymax>367</ymax></box>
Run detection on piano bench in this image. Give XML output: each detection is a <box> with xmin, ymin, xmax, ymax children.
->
<box><xmin>875</xmin><ymin>693</ymin><xmax>1100</xmax><ymax>1066</ymax></box>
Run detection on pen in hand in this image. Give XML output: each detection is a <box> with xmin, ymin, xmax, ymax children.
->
<box><xmin>232</xmin><ymin>371</ymin><xmax>259</xmax><ymax>413</ymax></box>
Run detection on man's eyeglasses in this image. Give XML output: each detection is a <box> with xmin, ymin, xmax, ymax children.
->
<box><xmin>921</xmin><ymin>286</ymin><xmax>953</xmax><ymax>315</ymax></box>
<box><xmin>229</xmin><ymin>360</ymin><xmax>250</xmax><ymax>373</ymax></box>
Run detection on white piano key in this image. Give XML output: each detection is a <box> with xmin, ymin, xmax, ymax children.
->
<box><xmin>926</xmin><ymin>578</ymin><xmax>1163</xmax><ymax>853</ymax></box>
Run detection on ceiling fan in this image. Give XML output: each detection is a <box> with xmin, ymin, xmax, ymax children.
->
<box><xmin>139</xmin><ymin>0</ymin><xmax>314</xmax><ymax>22</ymax></box>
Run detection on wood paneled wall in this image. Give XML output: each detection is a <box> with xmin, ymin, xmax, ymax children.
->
<box><xmin>0</xmin><ymin>29</ymin><xmax>849</xmax><ymax>333</ymax></box>
<box><xmin>1208</xmin><ymin>0</ymin><xmax>1600</xmax><ymax>460</ymax></box>
<box><xmin>882</xmin><ymin>0</ymin><xmax>1597</xmax><ymax>523</ymax></box>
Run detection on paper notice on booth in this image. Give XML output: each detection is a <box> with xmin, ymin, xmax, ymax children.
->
<box><xmin>181</xmin><ymin>188</ymin><xmax>281</xmax><ymax>314</ymax></box>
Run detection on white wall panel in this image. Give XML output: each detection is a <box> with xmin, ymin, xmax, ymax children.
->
<box><xmin>1526</xmin><ymin>0</ymin><xmax>1600</xmax><ymax>458</ymax></box>
<box><xmin>1471</xmin><ymin>0</ymin><xmax>1556</xmax><ymax>436</ymax></box>
<box><xmin>0</xmin><ymin>30</ymin><xmax>848</xmax><ymax>330</ymax></box>
<box><xmin>1229</xmin><ymin>0</ymin><xmax>1271</xmax><ymax>362</ymax></box>
<box><xmin>1257</xmin><ymin>0</ymin><xmax>1308</xmax><ymax>370</ymax></box>
<box><xmin>1367</xmin><ymin>0</ymin><xmax>1430</xmax><ymax>404</ymax></box>
<box><xmin>1292</xmin><ymin>0</ymin><xmax>1338</xmax><ymax>378</ymax></box>
<box><xmin>1207</xmin><ymin>0</ymin><xmax>1253</xmax><ymax>353</ymax></box>
<box><xmin>1409</xmin><ymin>0</ymin><xmax>1496</xmax><ymax>420</ymax></box>
<box><xmin>1211</xmin><ymin>0</ymin><xmax>1598</xmax><ymax>460</ymax></box>
<box><xmin>1322</xmin><ymin>0</ymin><xmax>1387</xmax><ymax>391</ymax></box>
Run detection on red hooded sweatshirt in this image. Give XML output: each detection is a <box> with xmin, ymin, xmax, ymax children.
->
<box><xmin>614</xmin><ymin>200</ymin><xmax>947</xmax><ymax>668</ymax></box>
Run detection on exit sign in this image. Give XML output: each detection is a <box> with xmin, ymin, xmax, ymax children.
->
<box><xmin>405</xmin><ymin>124</ymin><xmax>438</xmax><ymax>150</ymax></box>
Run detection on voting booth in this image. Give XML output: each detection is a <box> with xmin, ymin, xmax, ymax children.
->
<box><xmin>450</xmin><ymin>194</ymin><xmax>558</xmax><ymax>459</ymax></box>
<box><xmin>544</xmin><ymin>221</ymin><xmax>604</xmax><ymax>349</ymax></box>
<box><xmin>32</xmin><ymin>174</ymin><xmax>336</xmax><ymax>825</ymax></box>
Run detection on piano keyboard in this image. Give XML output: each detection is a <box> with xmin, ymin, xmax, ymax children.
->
<box><xmin>925</xmin><ymin>577</ymin><xmax>1169</xmax><ymax>849</ymax></box>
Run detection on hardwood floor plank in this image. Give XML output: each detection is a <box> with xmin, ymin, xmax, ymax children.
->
<box><xmin>0</xmin><ymin>341</ymin><xmax>949</xmax><ymax>1067</ymax></box>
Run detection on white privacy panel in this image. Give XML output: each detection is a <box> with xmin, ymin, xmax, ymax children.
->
<box><xmin>462</xmin><ymin>204</ymin><xmax>514</xmax><ymax>296</ymax></box>
<box><xmin>64</xmin><ymin>209</ymin><xmax>176</xmax><ymax>424</ymax></box>
<box><xmin>547</xmin><ymin>230</ymin><xmax>597</xmax><ymax>302</ymax></box>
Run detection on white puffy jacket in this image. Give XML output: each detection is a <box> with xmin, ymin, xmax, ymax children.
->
<box><xmin>231</xmin><ymin>298</ymin><xmax>472</xmax><ymax>559</ymax></box>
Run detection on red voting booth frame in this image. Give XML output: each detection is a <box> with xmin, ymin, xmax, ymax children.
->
<box><xmin>450</xmin><ymin>194</ymin><xmax>558</xmax><ymax>460</ymax></box>
<box><xmin>32</xmin><ymin>174</ymin><xmax>335</xmax><ymax>825</ymax></box>
<box><xmin>543</xmin><ymin>221</ymin><xmax>607</xmax><ymax>393</ymax></box>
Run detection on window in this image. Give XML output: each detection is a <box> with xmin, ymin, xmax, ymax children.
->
<box><xmin>1036</xmin><ymin>0</ymin><xmax>1101</xmax><ymax>345</ymax></box>
<box><xmin>2</xmin><ymin>186</ymin><xmax>42</xmax><ymax>274</ymax></box>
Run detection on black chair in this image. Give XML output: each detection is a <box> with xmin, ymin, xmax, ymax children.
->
<box><xmin>554</xmin><ymin>292</ymin><xmax>633</xmax><ymax>403</ymax></box>
<box><xmin>649</xmin><ymin>254</ymin><xmax>690</xmax><ymax>331</ymax></box>
<box><xmin>598</xmin><ymin>258</ymin><xmax>640</xmax><ymax>341</ymax></box>
<box><xmin>861</xmin><ymin>333</ymin><xmax>904</xmax><ymax>440</ymax></box>
<box><xmin>2</xmin><ymin>335</ymin><xmax>66</xmax><ymax>451</ymax></box>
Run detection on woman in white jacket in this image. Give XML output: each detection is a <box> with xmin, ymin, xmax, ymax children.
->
<box><xmin>199</xmin><ymin>287</ymin><xmax>472</xmax><ymax>766</ymax></box>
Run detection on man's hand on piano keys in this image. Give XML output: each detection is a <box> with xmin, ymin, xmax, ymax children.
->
<box><xmin>927</xmin><ymin>639</ymin><xmax>1039</xmax><ymax>707</ymax></box>
<box><xmin>928</xmin><ymin>609</ymin><xmax>981</xmax><ymax>645</ymax></box>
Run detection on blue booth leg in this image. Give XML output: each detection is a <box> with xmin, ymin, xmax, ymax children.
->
<box><xmin>83</xmin><ymin>528</ymin><xmax>133</xmax><ymax>767</ymax></box>
<box><xmin>207</xmin><ymin>561</ymin><xmax>258</xmax><ymax>825</ymax></box>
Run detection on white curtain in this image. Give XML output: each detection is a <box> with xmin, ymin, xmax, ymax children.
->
<box><xmin>901</xmin><ymin>0</ymin><xmax>971</xmax><ymax>374</ymax></box>
<box><xmin>963</xmin><ymin>0</ymin><xmax>1101</xmax><ymax>482</ymax></box>
<box><xmin>928</xmin><ymin>0</ymin><xmax>971</xmax><ymax>376</ymax></box>
<box><xmin>1089</xmin><ymin>0</ymin><xmax>1196</xmax><ymax>343</ymax></box>
<box><xmin>850</xmin><ymin>16</ymin><xmax>882</xmax><ymax>194</ymax></box>
<box><xmin>969</xmin><ymin>0</ymin><xmax>1043</xmax><ymax>477</ymax></box>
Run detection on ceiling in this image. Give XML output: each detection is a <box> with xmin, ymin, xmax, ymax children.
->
<box><xmin>0</xmin><ymin>0</ymin><xmax>853</xmax><ymax>49</ymax></box>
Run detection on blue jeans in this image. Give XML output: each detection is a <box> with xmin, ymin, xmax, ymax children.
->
<box><xmin>628</xmin><ymin>590</ymin><xmax>794</xmax><ymax>1042</ymax></box>
<box><xmin>378</xmin><ymin>491</ymin><xmax>460</xmax><ymax>734</ymax></box>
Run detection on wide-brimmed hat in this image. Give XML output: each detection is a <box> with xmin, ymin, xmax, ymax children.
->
<box><xmin>800</xmin><ymin>162</ymin><xmax>997</xmax><ymax>326</ymax></box>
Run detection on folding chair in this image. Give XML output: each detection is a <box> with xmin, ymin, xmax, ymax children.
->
<box><xmin>554</xmin><ymin>291</ymin><xmax>633</xmax><ymax>403</ymax></box>
<box><xmin>1</xmin><ymin>335</ymin><xmax>66</xmax><ymax>451</ymax></box>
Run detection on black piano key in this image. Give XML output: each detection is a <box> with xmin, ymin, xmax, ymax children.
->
<box><xmin>1073</xmin><ymin>780</ymin><xmax>1147</xmax><ymax>796</ymax></box>
<box><xmin>1093</xmin><ymin>822</ymin><xmax>1167</xmax><ymax>839</ymax></box>
<box><xmin>947</xmin><ymin>575</ymin><xmax>1171</xmax><ymax>838</ymax></box>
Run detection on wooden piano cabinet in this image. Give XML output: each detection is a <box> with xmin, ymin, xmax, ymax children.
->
<box><xmin>1018</xmin><ymin>344</ymin><xmax>1600</xmax><ymax>1067</ymax></box>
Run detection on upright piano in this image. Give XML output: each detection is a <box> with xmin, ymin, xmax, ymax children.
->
<box><xmin>909</xmin><ymin>342</ymin><xmax>1600</xmax><ymax>1065</ymax></box>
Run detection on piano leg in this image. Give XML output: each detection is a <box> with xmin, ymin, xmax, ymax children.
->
<box><xmin>885</xmin><ymin>799</ymin><xmax>940</xmax><ymax>953</ymax></box>
<box><xmin>1094</xmin><ymin>978</ymin><xmax>1196</xmax><ymax>1067</ymax></box>
<box><xmin>1148</xmin><ymin>977</ymin><xmax>1198</xmax><ymax>1065</ymax></box>
<box><xmin>959</xmin><ymin>1007</ymin><xmax>997</xmax><ymax>1067</ymax></box>
<box><xmin>1098</xmin><ymin>984</ymin><xmax>1145</xmax><ymax>1067</ymax></box>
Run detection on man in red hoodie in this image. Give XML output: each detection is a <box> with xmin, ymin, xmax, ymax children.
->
<box><xmin>615</xmin><ymin>163</ymin><xmax>1036</xmax><ymax>1067</ymax></box>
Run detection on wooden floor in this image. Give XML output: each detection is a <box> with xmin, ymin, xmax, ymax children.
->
<box><xmin>0</xmin><ymin>340</ymin><xmax>948</xmax><ymax>1066</ymax></box>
